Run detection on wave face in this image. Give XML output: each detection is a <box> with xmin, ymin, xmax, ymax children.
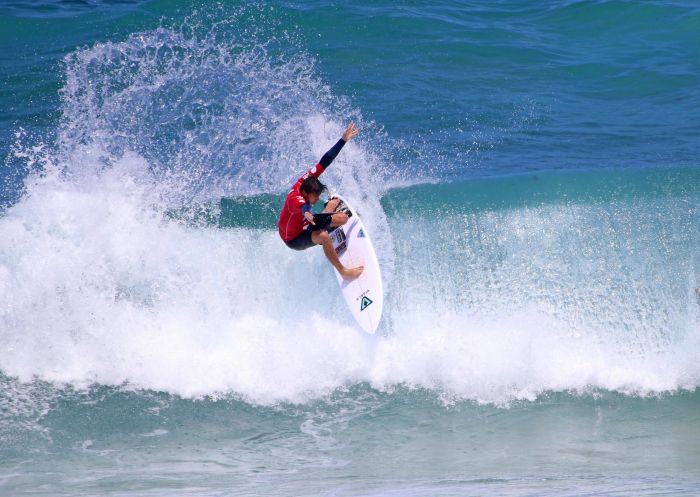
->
<box><xmin>1</xmin><ymin>6</ymin><xmax>700</xmax><ymax>410</ymax></box>
<box><xmin>382</xmin><ymin>169</ymin><xmax>700</xmax><ymax>403</ymax></box>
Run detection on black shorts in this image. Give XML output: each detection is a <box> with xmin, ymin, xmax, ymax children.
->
<box><xmin>284</xmin><ymin>213</ymin><xmax>334</xmax><ymax>251</ymax></box>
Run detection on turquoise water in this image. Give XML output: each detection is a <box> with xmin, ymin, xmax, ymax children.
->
<box><xmin>1</xmin><ymin>1</ymin><xmax>700</xmax><ymax>495</ymax></box>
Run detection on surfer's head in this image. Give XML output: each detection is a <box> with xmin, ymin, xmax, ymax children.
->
<box><xmin>300</xmin><ymin>177</ymin><xmax>327</xmax><ymax>205</ymax></box>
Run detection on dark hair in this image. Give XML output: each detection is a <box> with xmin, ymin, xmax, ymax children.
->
<box><xmin>300</xmin><ymin>177</ymin><xmax>327</xmax><ymax>195</ymax></box>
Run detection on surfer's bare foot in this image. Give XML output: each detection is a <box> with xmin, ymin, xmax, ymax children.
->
<box><xmin>341</xmin><ymin>265</ymin><xmax>364</xmax><ymax>280</ymax></box>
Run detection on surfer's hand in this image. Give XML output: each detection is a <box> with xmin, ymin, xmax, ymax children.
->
<box><xmin>342</xmin><ymin>123</ymin><xmax>359</xmax><ymax>142</ymax></box>
<box><xmin>304</xmin><ymin>211</ymin><xmax>316</xmax><ymax>225</ymax></box>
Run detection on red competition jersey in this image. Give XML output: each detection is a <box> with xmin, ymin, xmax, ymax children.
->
<box><xmin>278</xmin><ymin>163</ymin><xmax>325</xmax><ymax>241</ymax></box>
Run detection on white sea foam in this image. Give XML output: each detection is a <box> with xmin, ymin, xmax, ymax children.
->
<box><xmin>2</xmin><ymin>152</ymin><xmax>699</xmax><ymax>405</ymax></box>
<box><xmin>1</xmin><ymin>23</ymin><xmax>699</xmax><ymax>407</ymax></box>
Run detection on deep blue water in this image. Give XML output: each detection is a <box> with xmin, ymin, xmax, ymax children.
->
<box><xmin>1</xmin><ymin>1</ymin><xmax>699</xmax><ymax>496</ymax></box>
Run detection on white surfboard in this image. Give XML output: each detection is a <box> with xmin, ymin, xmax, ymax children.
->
<box><xmin>328</xmin><ymin>196</ymin><xmax>383</xmax><ymax>334</ymax></box>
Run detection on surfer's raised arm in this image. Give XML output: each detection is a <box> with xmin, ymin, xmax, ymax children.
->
<box><xmin>300</xmin><ymin>123</ymin><xmax>359</xmax><ymax>225</ymax></box>
<box><xmin>317</xmin><ymin>122</ymin><xmax>359</xmax><ymax>170</ymax></box>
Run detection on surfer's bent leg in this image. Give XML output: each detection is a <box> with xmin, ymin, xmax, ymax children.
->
<box><xmin>329</xmin><ymin>212</ymin><xmax>347</xmax><ymax>227</ymax></box>
<box><xmin>321</xmin><ymin>198</ymin><xmax>347</xmax><ymax>227</ymax></box>
<box><xmin>311</xmin><ymin>230</ymin><xmax>363</xmax><ymax>280</ymax></box>
<box><xmin>311</xmin><ymin>211</ymin><xmax>348</xmax><ymax>229</ymax></box>
<box><xmin>323</xmin><ymin>197</ymin><xmax>341</xmax><ymax>212</ymax></box>
<box><xmin>285</xmin><ymin>212</ymin><xmax>347</xmax><ymax>251</ymax></box>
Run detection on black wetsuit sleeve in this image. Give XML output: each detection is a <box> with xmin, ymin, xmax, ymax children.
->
<box><xmin>318</xmin><ymin>139</ymin><xmax>346</xmax><ymax>169</ymax></box>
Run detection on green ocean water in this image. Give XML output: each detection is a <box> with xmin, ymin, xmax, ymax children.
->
<box><xmin>1</xmin><ymin>1</ymin><xmax>699</xmax><ymax>496</ymax></box>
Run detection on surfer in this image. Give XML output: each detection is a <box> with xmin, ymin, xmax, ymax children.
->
<box><xmin>278</xmin><ymin>123</ymin><xmax>364</xmax><ymax>280</ymax></box>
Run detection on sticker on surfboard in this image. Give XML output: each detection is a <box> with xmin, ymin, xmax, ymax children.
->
<box><xmin>329</xmin><ymin>227</ymin><xmax>347</xmax><ymax>256</ymax></box>
<box><xmin>360</xmin><ymin>295</ymin><xmax>373</xmax><ymax>311</ymax></box>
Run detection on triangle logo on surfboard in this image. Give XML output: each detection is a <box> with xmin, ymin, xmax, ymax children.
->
<box><xmin>360</xmin><ymin>296</ymin><xmax>373</xmax><ymax>311</ymax></box>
